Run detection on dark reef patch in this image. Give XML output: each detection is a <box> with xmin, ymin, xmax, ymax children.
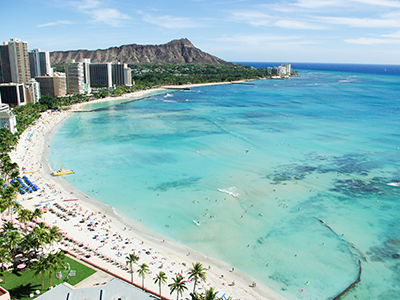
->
<box><xmin>148</xmin><ymin>177</ymin><xmax>202</xmax><ymax>191</ymax></box>
<box><xmin>330</xmin><ymin>179</ymin><xmax>383</xmax><ymax>197</ymax></box>
<box><xmin>266</xmin><ymin>163</ymin><xmax>333</xmax><ymax>184</ymax></box>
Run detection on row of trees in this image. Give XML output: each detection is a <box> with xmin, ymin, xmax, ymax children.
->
<box><xmin>126</xmin><ymin>253</ymin><xmax>223</xmax><ymax>300</ymax></box>
<box><xmin>0</xmin><ymin>122</ymin><xmax>66</xmax><ymax>293</ymax></box>
<box><xmin>131</xmin><ymin>63</ymin><xmax>271</xmax><ymax>87</ymax></box>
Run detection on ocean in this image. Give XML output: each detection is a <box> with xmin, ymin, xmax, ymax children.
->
<box><xmin>49</xmin><ymin>63</ymin><xmax>400</xmax><ymax>300</ymax></box>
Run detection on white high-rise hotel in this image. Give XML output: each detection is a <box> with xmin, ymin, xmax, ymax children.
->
<box><xmin>29</xmin><ymin>49</ymin><xmax>53</xmax><ymax>78</ymax></box>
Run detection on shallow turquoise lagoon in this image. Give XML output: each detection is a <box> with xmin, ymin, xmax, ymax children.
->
<box><xmin>49</xmin><ymin>70</ymin><xmax>400</xmax><ymax>300</ymax></box>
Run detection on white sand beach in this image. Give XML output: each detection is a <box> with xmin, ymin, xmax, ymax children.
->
<box><xmin>10</xmin><ymin>87</ymin><xmax>285</xmax><ymax>300</ymax></box>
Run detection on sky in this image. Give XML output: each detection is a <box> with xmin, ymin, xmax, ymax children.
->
<box><xmin>2</xmin><ymin>0</ymin><xmax>400</xmax><ymax>64</ymax></box>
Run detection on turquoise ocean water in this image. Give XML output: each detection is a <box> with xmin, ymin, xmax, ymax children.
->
<box><xmin>49</xmin><ymin>67</ymin><xmax>400</xmax><ymax>300</ymax></box>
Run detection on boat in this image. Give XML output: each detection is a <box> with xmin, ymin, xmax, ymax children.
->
<box><xmin>64</xmin><ymin>198</ymin><xmax>79</xmax><ymax>201</ymax></box>
<box><xmin>23</xmin><ymin>170</ymin><xmax>38</xmax><ymax>174</ymax></box>
<box><xmin>51</xmin><ymin>152</ymin><xmax>74</xmax><ymax>176</ymax></box>
<box><xmin>387</xmin><ymin>182</ymin><xmax>400</xmax><ymax>187</ymax></box>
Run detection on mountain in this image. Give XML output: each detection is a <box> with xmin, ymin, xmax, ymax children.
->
<box><xmin>50</xmin><ymin>38</ymin><xmax>230</xmax><ymax>65</ymax></box>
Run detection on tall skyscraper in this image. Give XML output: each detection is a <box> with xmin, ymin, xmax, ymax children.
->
<box><xmin>65</xmin><ymin>60</ymin><xmax>91</xmax><ymax>95</ymax></box>
<box><xmin>65</xmin><ymin>62</ymin><xmax>85</xmax><ymax>94</ymax></box>
<box><xmin>90</xmin><ymin>63</ymin><xmax>112</xmax><ymax>88</ymax></box>
<box><xmin>0</xmin><ymin>38</ymin><xmax>31</xmax><ymax>84</ymax></box>
<box><xmin>112</xmin><ymin>63</ymin><xmax>132</xmax><ymax>86</ymax></box>
<box><xmin>29</xmin><ymin>49</ymin><xmax>53</xmax><ymax>78</ymax></box>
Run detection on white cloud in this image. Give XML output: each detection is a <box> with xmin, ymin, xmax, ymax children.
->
<box><xmin>294</xmin><ymin>0</ymin><xmax>345</xmax><ymax>9</ymax></box>
<box><xmin>345</xmin><ymin>37</ymin><xmax>400</xmax><ymax>44</ymax></box>
<box><xmin>215</xmin><ymin>34</ymin><xmax>312</xmax><ymax>46</ymax></box>
<box><xmin>382</xmin><ymin>30</ymin><xmax>400</xmax><ymax>38</ymax></box>
<box><xmin>351</xmin><ymin>0</ymin><xmax>400</xmax><ymax>8</ymax></box>
<box><xmin>318</xmin><ymin>16</ymin><xmax>400</xmax><ymax>28</ymax></box>
<box><xmin>230</xmin><ymin>11</ymin><xmax>271</xmax><ymax>26</ymax></box>
<box><xmin>274</xmin><ymin>20</ymin><xmax>327</xmax><ymax>30</ymax></box>
<box><xmin>69</xmin><ymin>0</ymin><xmax>130</xmax><ymax>26</ymax></box>
<box><xmin>89</xmin><ymin>8</ymin><xmax>130</xmax><ymax>26</ymax></box>
<box><xmin>141</xmin><ymin>13</ymin><xmax>201</xmax><ymax>29</ymax></box>
<box><xmin>38</xmin><ymin>20</ymin><xmax>72</xmax><ymax>28</ymax></box>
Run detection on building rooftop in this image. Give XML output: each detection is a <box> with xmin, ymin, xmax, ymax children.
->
<box><xmin>35</xmin><ymin>278</ymin><xmax>159</xmax><ymax>300</ymax></box>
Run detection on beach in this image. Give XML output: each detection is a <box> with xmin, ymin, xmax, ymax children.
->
<box><xmin>10</xmin><ymin>87</ymin><xmax>285</xmax><ymax>300</ymax></box>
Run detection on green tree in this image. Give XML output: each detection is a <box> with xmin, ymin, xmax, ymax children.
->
<box><xmin>32</xmin><ymin>226</ymin><xmax>48</xmax><ymax>255</ymax></box>
<box><xmin>0</xmin><ymin>248</ymin><xmax>11</xmax><ymax>284</ymax></box>
<box><xmin>0</xmin><ymin>128</ymin><xmax>17</xmax><ymax>154</ymax></box>
<box><xmin>47</xmin><ymin>225</ymin><xmax>62</xmax><ymax>250</ymax></box>
<box><xmin>188</xmin><ymin>262</ymin><xmax>207</xmax><ymax>293</ymax></box>
<box><xmin>126</xmin><ymin>252</ymin><xmax>139</xmax><ymax>284</ymax></box>
<box><xmin>32</xmin><ymin>257</ymin><xmax>50</xmax><ymax>293</ymax></box>
<box><xmin>20</xmin><ymin>232</ymin><xmax>41</xmax><ymax>257</ymax></box>
<box><xmin>137</xmin><ymin>263</ymin><xmax>149</xmax><ymax>288</ymax></box>
<box><xmin>18</xmin><ymin>208</ymin><xmax>32</xmax><ymax>231</ymax></box>
<box><xmin>190</xmin><ymin>287</ymin><xmax>218</xmax><ymax>300</ymax></box>
<box><xmin>47</xmin><ymin>251</ymin><xmax>66</xmax><ymax>286</ymax></box>
<box><xmin>169</xmin><ymin>274</ymin><xmax>188</xmax><ymax>300</ymax></box>
<box><xmin>203</xmin><ymin>287</ymin><xmax>218</xmax><ymax>300</ymax></box>
<box><xmin>31</xmin><ymin>207</ymin><xmax>43</xmax><ymax>222</ymax></box>
<box><xmin>4</xmin><ymin>229</ymin><xmax>21</xmax><ymax>257</ymax></box>
<box><xmin>154</xmin><ymin>271</ymin><xmax>167</xmax><ymax>298</ymax></box>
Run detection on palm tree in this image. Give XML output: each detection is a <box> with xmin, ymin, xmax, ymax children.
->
<box><xmin>2</xmin><ymin>220</ymin><xmax>15</xmax><ymax>232</ymax></box>
<box><xmin>32</xmin><ymin>257</ymin><xmax>49</xmax><ymax>293</ymax></box>
<box><xmin>203</xmin><ymin>287</ymin><xmax>218</xmax><ymax>300</ymax></box>
<box><xmin>31</xmin><ymin>208</ymin><xmax>43</xmax><ymax>222</ymax></box>
<box><xmin>47</xmin><ymin>226</ymin><xmax>62</xmax><ymax>251</ymax></box>
<box><xmin>0</xmin><ymin>184</ymin><xmax>18</xmax><ymax>220</ymax></box>
<box><xmin>0</xmin><ymin>153</ymin><xmax>19</xmax><ymax>184</ymax></box>
<box><xmin>188</xmin><ymin>262</ymin><xmax>207</xmax><ymax>293</ymax></box>
<box><xmin>47</xmin><ymin>251</ymin><xmax>65</xmax><ymax>286</ymax></box>
<box><xmin>0</xmin><ymin>248</ymin><xmax>11</xmax><ymax>284</ymax></box>
<box><xmin>126</xmin><ymin>252</ymin><xmax>139</xmax><ymax>284</ymax></box>
<box><xmin>20</xmin><ymin>232</ymin><xmax>40</xmax><ymax>257</ymax></box>
<box><xmin>32</xmin><ymin>226</ymin><xmax>48</xmax><ymax>255</ymax></box>
<box><xmin>169</xmin><ymin>274</ymin><xmax>188</xmax><ymax>300</ymax></box>
<box><xmin>5</xmin><ymin>229</ymin><xmax>21</xmax><ymax>257</ymax></box>
<box><xmin>190</xmin><ymin>287</ymin><xmax>218</xmax><ymax>300</ymax></box>
<box><xmin>18</xmin><ymin>208</ymin><xmax>31</xmax><ymax>231</ymax></box>
<box><xmin>154</xmin><ymin>271</ymin><xmax>167</xmax><ymax>298</ymax></box>
<box><xmin>0</xmin><ymin>128</ymin><xmax>18</xmax><ymax>154</ymax></box>
<box><xmin>50</xmin><ymin>251</ymin><xmax>66</xmax><ymax>284</ymax></box>
<box><xmin>137</xmin><ymin>263</ymin><xmax>149</xmax><ymax>288</ymax></box>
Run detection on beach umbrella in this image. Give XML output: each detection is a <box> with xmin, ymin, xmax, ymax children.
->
<box><xmin>17</xmin><ymin>263</ymin><xmax>26</xmax><ymax>269</ymax></box>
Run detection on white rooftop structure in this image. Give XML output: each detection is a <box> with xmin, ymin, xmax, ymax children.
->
<box><xmin>35</xmin><ymin>278</ymin><xmax>157</xmax><ymax>300</ymax></box>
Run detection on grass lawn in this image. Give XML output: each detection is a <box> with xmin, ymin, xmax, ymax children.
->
<box><xmin>0</xmin><ymin>256</ymin><xmax>96</xmax><ymax>300</ymax></box>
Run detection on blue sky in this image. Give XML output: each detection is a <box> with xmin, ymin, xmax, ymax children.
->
<box><xmin>2</xmin><ymin>0</ymin><xmax>400</xmax><ymax>64</ymax></box>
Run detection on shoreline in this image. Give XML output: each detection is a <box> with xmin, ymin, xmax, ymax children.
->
<box><xmin>11</xmin><ymin>84</ymin><xmax>285</xmax><ymax>300</ymax></box>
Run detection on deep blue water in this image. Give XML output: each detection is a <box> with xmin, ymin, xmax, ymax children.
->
<box><xmin>236</xmin><ymin>62</ymin><xmax>400</xmax><ymax>76</ymax></box>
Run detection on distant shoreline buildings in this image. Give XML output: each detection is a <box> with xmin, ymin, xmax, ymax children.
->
<box><xmin>267</xmin><ymin>63</ymin><xmax>292</xmax><ymax>78</ymax></box>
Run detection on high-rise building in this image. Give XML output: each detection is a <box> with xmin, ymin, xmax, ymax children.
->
<box><xmin>29</xmin><ymin>49</ymin><xmax>53</xmax><ymax>78</ymax></box>
<box><xmin>25</xmin><ymin>79</ymin><xmax>41</xmax><ymax>103</ymax></box>
<box><xmin>65</xmin><ymin>62</ymin><xmax>85</xmax><ymax>94</ymax></box>
<box><xmin>112</xmin><ymin>63</ymin><xmax>132</xmax><ymax>86</ymax></box>
<box><xmin>35</xmin><ymin>73</ymin><xmax>66</xmax><ymax>97</ymax></box>
<box><xmin>0</xmin><ymin>83</ymin><xmax>26</xmax><ymax>106</ymax></box>
<box><xmin>0</xmin><ymin>44</ymin><xmax>12</xmax><ymax>83</ymax></box>
<box><xmin>82</xmin><ymin>58</ymin><xmax>91</xmax><ymax>94</ymax></box>
<box><xmin>0</xmin><ymin>38</ymin><xmax>31</xmax><ymax>84</ymax></box>
<box><xmin>0</xmin><ymin>103</ymin><xmax>17</xmax><ymax>134</ymax></box>
<box><xmin>65</xmin><ymin>60</ymin><xmax>91</xmax><ymax>95</ymax></box>
<box><xmin>90</xmin><ymin>63</ymin><xmax>112</xmax><ymax>88</ymax></box>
